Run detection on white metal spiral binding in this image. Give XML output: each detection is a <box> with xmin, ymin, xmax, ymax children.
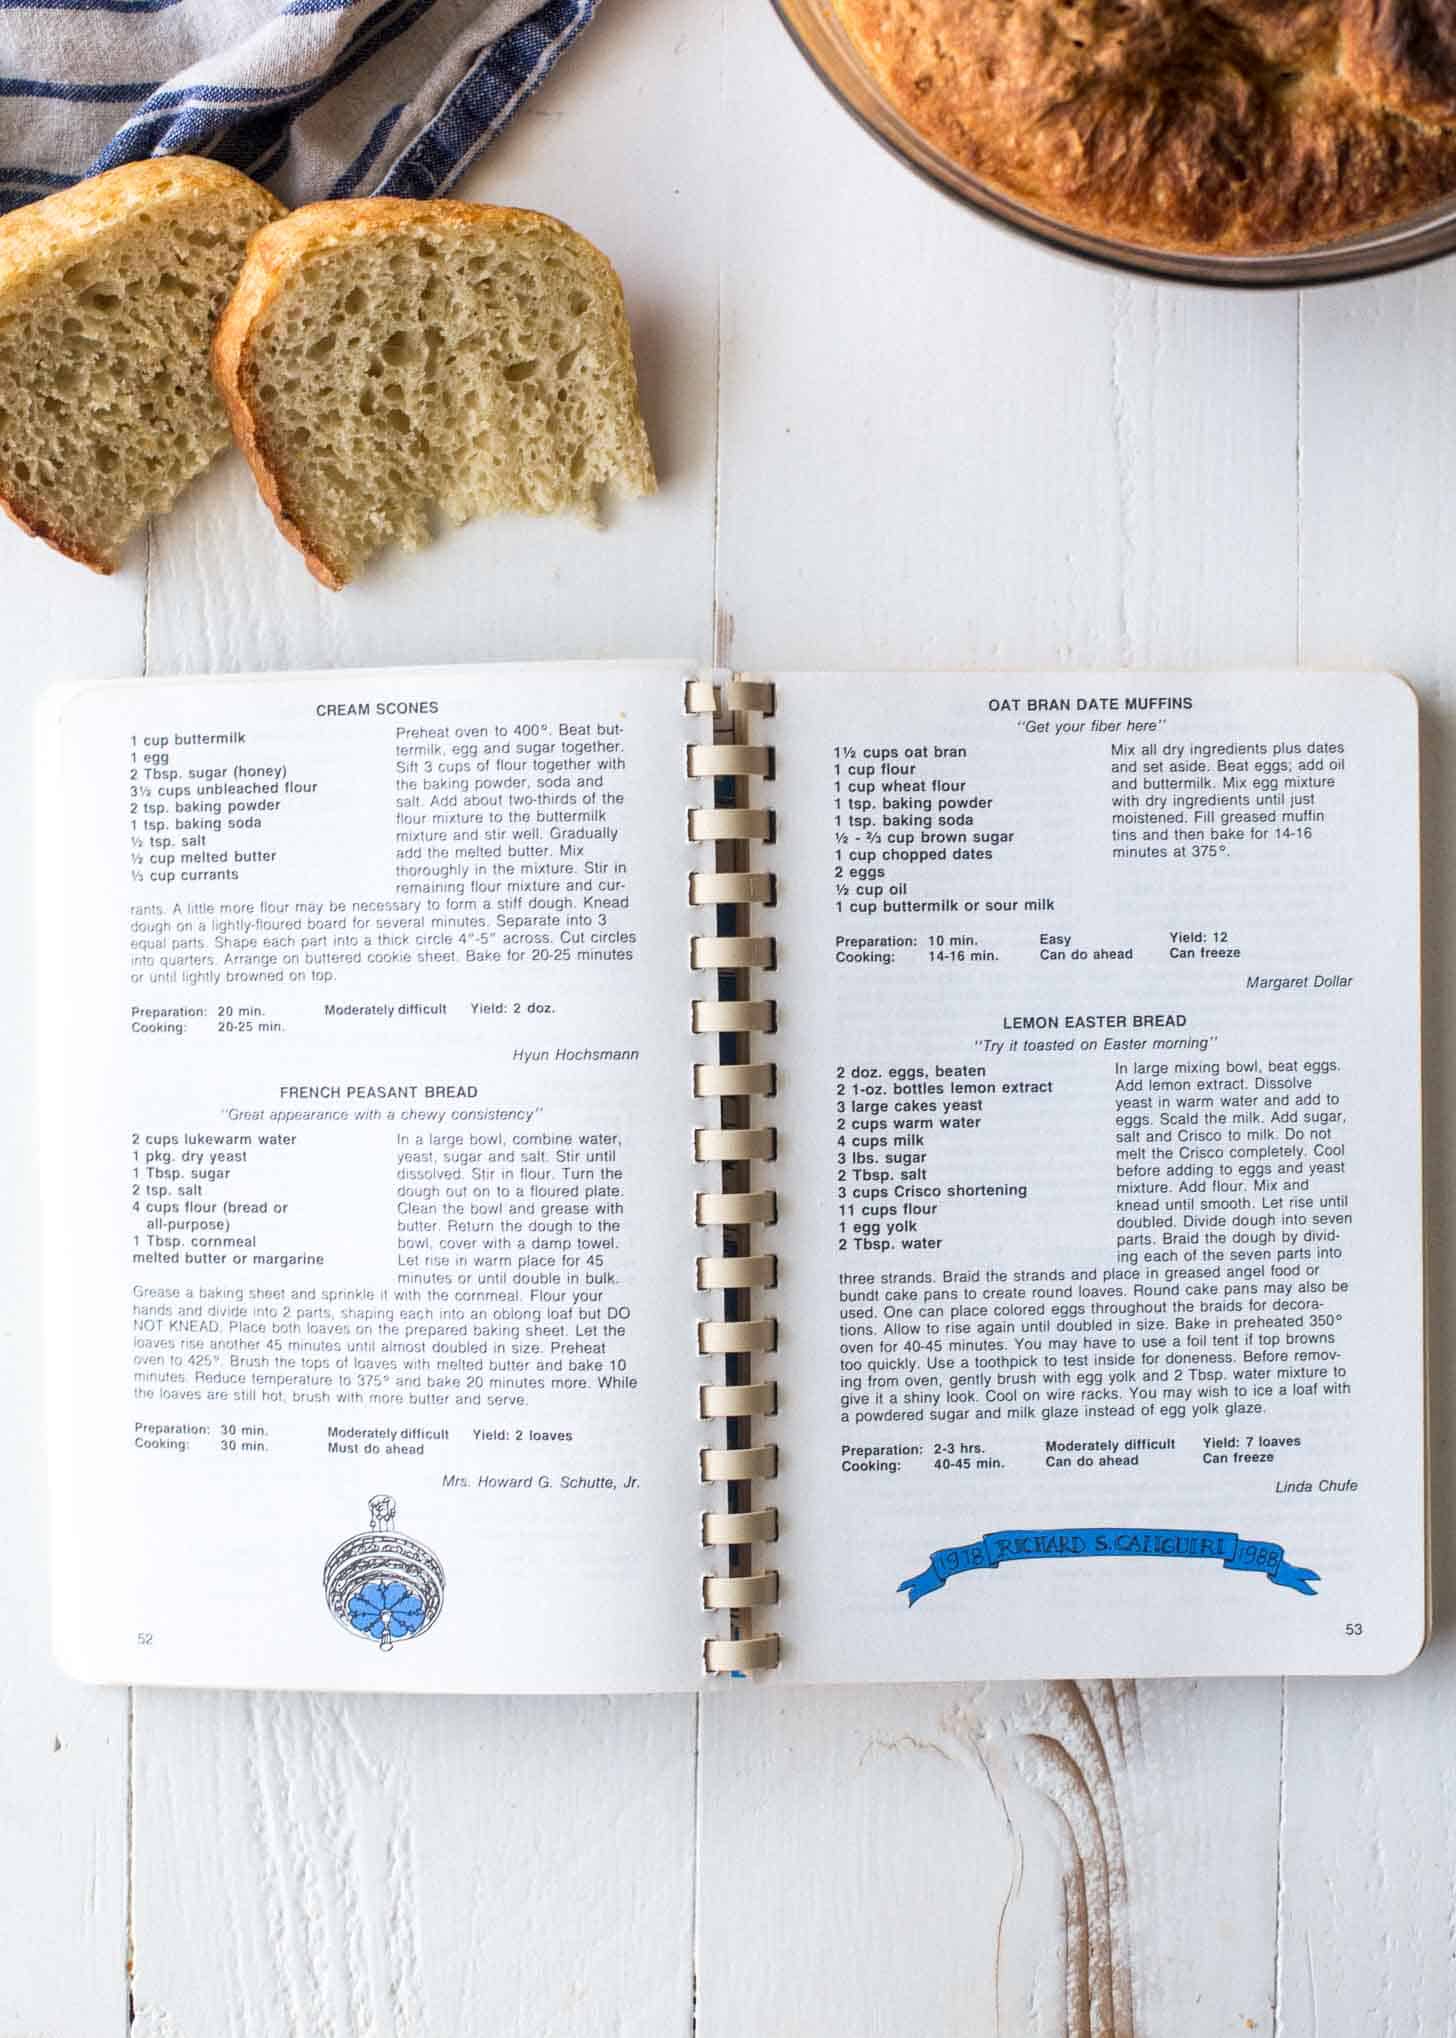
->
<box><xmin>687</xmin><ymin>674</ymin><xmax>780</xmax><ymax>1675</ymax></box>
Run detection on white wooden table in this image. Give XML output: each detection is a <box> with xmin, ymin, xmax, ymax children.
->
<box><xmin>4</xmin><ymin>3</ymin><xmax>1451</xmax><ymax>2031</ymax></box>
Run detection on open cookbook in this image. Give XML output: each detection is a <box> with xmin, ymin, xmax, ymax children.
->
<box><xmin>36</xmin><ymin>662</ymin><xmax>1424</xmax><ymax>1690</ymax></box>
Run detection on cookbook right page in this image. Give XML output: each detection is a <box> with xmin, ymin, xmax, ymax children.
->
<box><xmin>770</xmin><ymin>671</ymin><xmax>1424</xmax><ymax>1682</ymax></box>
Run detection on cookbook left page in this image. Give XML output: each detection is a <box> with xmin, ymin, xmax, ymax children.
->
<box><xmin>40</xmin><ymin>663</ymin><xmax>707</xmax><ymax>1694</ymax></box>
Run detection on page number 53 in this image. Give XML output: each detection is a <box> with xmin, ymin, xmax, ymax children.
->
<box><xmin>1345</xmin><ymin>1623</ymin><xmax>1364</xmax><ymax>1637</ymax></box>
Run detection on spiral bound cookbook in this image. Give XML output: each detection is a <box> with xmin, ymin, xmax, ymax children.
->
<box><xmin>37</xmin><ymin>664</ymin><xmax>1424</xmax><ymax>1690</ymax></box>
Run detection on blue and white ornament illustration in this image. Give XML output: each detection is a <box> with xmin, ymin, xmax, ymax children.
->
<box><xmin>323</xmin><ymin>1495</ymin><xmax>445</xmax><ymax>1651</ymax></box>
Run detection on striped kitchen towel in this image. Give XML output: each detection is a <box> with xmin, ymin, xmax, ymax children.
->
<box><xmin>0</xmin><ymin>0</ymin><xmax>595</xmax><ymax>216</ymax></box>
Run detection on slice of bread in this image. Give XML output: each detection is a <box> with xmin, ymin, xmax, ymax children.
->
<box><xmin>213</xmin><ymin>199</ymin><xmax>656</xmax><ymax>589</ymax></box>
<box><xmin>0</xmin><ymin>159</ymin><xmax>283</xmax><ymax>572</ymax></box>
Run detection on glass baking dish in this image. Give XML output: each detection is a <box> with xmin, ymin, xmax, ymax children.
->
<box><xmin>772</xmin><ymin>0</ymin><xmax>1456</xmax><ymax>287</ymax></box>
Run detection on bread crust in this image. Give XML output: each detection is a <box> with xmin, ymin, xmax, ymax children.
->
<box><xmin>212</xmin><ymin>198</ymin><xmax>652</xmax><ymax>590</ymax></box>
<box><xmin>833</xmin><ymin>0</ymin><xmax>1456</xmax><ymax>254</ymax></box>
<box><xmin>0</xmin><ymin>158</ymin><xmax>284</xmax><ymax>571</ymax></box>
<box><xmin>0</xmin><ymin>487</ymin><xmax>115</xmax><ymax>573</ymax></box>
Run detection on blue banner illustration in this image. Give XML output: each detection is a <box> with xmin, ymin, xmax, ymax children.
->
<box><xmin>899</xmin><ymin>1527</ymin><xmax>1319</xmax><ymax>1607</ymax></box>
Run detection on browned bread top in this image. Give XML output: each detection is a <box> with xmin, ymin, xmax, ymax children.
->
<box><xmin>833</xmin><ymin>0</ymin><xmax>1456</xmax><ymax>253</ymax></box>
<box><xmin>0</xmin><ymin>157</ymin><xmax>278</xmax><ymax>293</ymax></box>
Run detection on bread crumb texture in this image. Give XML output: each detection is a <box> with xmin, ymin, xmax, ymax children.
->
<box><xmin>0</xmin><ymin>159</ymin><xmax>282</xmax><ymax>570</ymax></box>
<box><xmin>221</xmin><ymin>201</ymin><xmax>656</xmax><ymax>587</ymax></box>
<box><xmin>833</xmin><ymin>0</ymin><xmax>1456</xmax><ymax>253</ymax></box>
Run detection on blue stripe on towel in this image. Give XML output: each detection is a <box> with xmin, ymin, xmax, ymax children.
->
<box><xmin>0</xmin><ymin>75</ymin><xmax>159</xmax><ymax>101</ymax></box>
<box><xmin>0</xmin><ymin>1</ymin><xmax>181</xmax><ymax>13</ymax></box>
<box><xmin>379</xmin><ymin>0</ymin><xmax>593</xmax><ymax>198</ymax></box>
<box><xmin>0</xmin><ymin>161</ymin><xmax>70</xmax><ymax>184</ymax></box>
<box><xmin>327</xmin><ymin>99</ymin><xmax>403</xmax><ymax>195</ymax></box>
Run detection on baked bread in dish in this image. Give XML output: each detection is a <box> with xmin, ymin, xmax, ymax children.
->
<box><xmin>832</xmin><ymin>0</ymin><xmax>1456</xmax><ymax>253</ymax></box>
